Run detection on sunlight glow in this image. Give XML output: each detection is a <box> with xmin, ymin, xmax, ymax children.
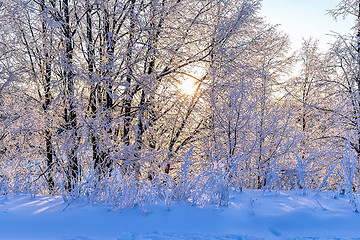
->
<box><xmin>180</xmin><ymin>78</ymin><xmax>197</xmax><ymax>95</ymax></box>
<box><xmin>179</xmin><ymin>65</ymin><xmax>206</xmax><ymax>95</ymax></box>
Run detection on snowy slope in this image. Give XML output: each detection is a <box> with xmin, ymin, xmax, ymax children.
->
<box><xmin>0</xmin><ymin>190</ymin><xmax>360</xmax><ymax>240</ymax></box>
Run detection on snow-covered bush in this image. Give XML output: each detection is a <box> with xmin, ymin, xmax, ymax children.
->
<box><xmin>340</xmin><ymin>138</ymin><xmax>359</xmax><ymax>212</ymax></box>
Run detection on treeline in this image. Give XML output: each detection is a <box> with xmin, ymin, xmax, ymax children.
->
<box><xmin>0</xmin><ymin>0</ymin><xmax>359</xmax><ymax>208</ymax></box>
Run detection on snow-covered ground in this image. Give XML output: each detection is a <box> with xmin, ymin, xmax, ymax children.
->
<box><xmin>1</xmin><ymin>190</ymin><xmax>360</xmax><ymax>240</ymax></box>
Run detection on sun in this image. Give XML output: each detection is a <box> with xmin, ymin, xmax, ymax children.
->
<box><xmin>180</xmin><ymin>78</ymin><xmax>197</xmax><ymax>95</ymax></box>
<box><xmin>179</xmin><ymin>64</ymin><xmax>206</xmax><ymax>95</ymax></box>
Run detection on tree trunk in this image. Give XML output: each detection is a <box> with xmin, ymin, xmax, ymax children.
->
<box><xmin>62</xmin><ymin>0</ymin><xmax>78</xmax><ymax>191</ymax></box>
<box><xmin>122</xmin><ymin>0</ymin><xmax>136</xmax><ymax>147</ymax></box>
<box><xmin>86</xmin><ymin>0</ymin><xmax>103</xmax><ymax>177</ymax></box>
<box><xmin>41</xmin><ymin>0</ymin><xmax>55</xmax><ymax>192</ymax></box>
<box><xmin>354</xmin><ymin>1</ymin><xmax>360</xmax><ymax>192</ymax></box>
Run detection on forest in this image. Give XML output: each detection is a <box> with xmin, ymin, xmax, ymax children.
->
<box><xmin>0</xmin><ymin>0</ymin><xmax>359</xmax><ymax>209</ymax></box>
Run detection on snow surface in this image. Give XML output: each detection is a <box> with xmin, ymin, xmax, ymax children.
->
<box><xmin>1</xmin><ymin>190</ymin><xmax>360</xmax><ymax>240</ymax></box>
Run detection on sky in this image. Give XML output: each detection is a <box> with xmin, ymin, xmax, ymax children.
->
<box><xmin>260</xmin><ymin>0</ymin><xmax>355</xmax><ymax>51</ymax></box>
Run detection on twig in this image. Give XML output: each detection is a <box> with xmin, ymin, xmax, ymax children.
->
<box><xmin>313</xmin><ymin>196</ymin><xmax>326</xmax><ymax>210</ymax></box>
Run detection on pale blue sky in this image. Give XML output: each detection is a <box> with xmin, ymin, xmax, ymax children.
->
<box><xmin>260</xmin><ymin>0</ymin><xmax>355</xmax><ymax>51</ymax></box>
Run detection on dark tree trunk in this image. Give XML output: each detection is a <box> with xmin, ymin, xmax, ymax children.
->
<box><xmin>86</xmin><ymin>0</ymin><xmax>103</xmax><ymax>177</ymax></box>
<box><xmin>122</xmin><ymin>0</ymin><xmax>136</xmax><ymax>147</ymax></box>
<box><xmin>62</xmin><ymin>0</ymin><xmax>78</xmax><ymax>191</ymax></box>
<box><xmin>92</xmin><ymin>2</ymin><xmax>115</xmax><ymax>176</ymax></box>
<box><xmin>353</xmin><ymin>1</ymin><xmax>360</xmax><ymax>192</ymax></box>
<box><xmin>40</xmin><ymin>0</ymin><xmax>55</xmax><ymax>192</ymax></box>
